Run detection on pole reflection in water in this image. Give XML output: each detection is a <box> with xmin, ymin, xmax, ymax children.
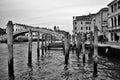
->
<box><xmin>27</xmin><ymin>64</ymin><xmax>33</xmax><ymax>80</ymax></box>
<box><xmin>9</xmin><ymin>72</ymin><xmax>14</xmax><ymax>80</ymax></box>
<box><xmin>61</xmin><ymin>64</ymin><xmax>71</xmax><ymax>80</ymax></box>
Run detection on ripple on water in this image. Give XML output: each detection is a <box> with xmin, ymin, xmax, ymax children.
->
<box><xmin>1</xmin><ymin>42</ymin><xmax>120</xmax><ymax>80</ymax></box>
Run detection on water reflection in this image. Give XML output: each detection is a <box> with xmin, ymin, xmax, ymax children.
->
<box><xmin>1</xmin><ymin>42</ymin><xmax>120</xmax><ymax>80</ymax></box>
<box><xmin>27</xmin><ymin>65</ymin><xmax>33</xmax><ymax>80</ymax></box>
<box><xmin>61</xmin><ymin>64</ymin><xmax>71</xmax><ymax>80</ymax></box>
<box><xmin>8</xmin><ymin>64</ymin><xmax>15</xmax><ymax>80</ymax></box>
<box><xmin>9</xmin><ymin>73</ymin><xmax>14</xmax><ymax>80</ymax></box>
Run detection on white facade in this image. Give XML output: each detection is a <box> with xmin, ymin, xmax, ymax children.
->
<box><xmin>73</xmin><ymin>14</ymin><xmax>95</xmax><ymax>35</ymax></box>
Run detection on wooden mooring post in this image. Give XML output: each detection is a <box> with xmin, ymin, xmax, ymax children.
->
<box><xmin>6</xmin><ymin>21</ymin><xmax>14</xmax><ymax>79</ymax></box>
<box><xmin>64</xmin><ymin>32</ymin><xmax>70</xmax><ymax>65</ymax></box>
<box><xmin>48</xmin><ymin>34</ymin><xmax>51</xmax><ymax>50</ymax></box>
<box><xmin>44</xmin><ymin>34</ymin><xmax>47</xmax><ymax>53</ymax></box>
<box><xmin>37</xmin><ymin>32</ymin><xmax>40</xmax><ymax>61</ymax></box>
<box><xmin>93</xmin><ymin>24</ymin><xmax>98</xmax><ymax>77</ymax></box>
<box><xmin>89</xmin><ymin>31</ymin><xmax>94</xmax><ymax>58</ymax></box>
<box><xmin>82</xmin><ymin>33</ymin><xmax>86</xmax><ymax>63</ymax></box>
<box><xmin>72</xmin><ymin>34</ymin><xmax>75</xmax><ymax>53</ymax></box>
<box><xmin>28</xmin><ymin>29</ymin><xmax>32</xmax><ymax>66</ymax></box>
<box><xmin>76</xmin><ymin>33</ymin><xmax>82</xmax><ymax>60</ymax></box>
<box><xmin>47</xmin><ymin>34</ymin><xmax>50</xmax><ymax>49</ymax></box>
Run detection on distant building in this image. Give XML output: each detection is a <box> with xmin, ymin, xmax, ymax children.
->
<box><xmin>54</xmin><ymin>26</ymin><xmax>59</xmax><ymax>31</ymax></box>
<box><xmin>14</xmin><ymin>23</ymin><xmax>38</xmax><ymax>39</ymax></box>
<box><xmin>54</xmin><ymin>26</ymin><xmax>57</xmax><ymax>31</ymax></box>
<box><xmin>73</xmin><ymin>8</ymin><xmax>109</xmax><ymax>42</ymax></box>
<box><xmin>14</xmin><ymin>24</ymin><xmax>29</xmax><ymax>33</ymax></box>
<box><xmin>107</xmin><ymin>0</ymin><xmax>120</xmax><ymax>42</ymax></box>
<box><xmin>73</xmin><ymin>14</ymin><xmax>95</xmax><ymax>38</ymax></box>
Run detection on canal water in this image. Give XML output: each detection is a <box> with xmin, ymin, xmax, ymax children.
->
<box><xmin>0</xmin><ymin>42</ymin><xmax>120</xmax><ymax>80</ymax></box>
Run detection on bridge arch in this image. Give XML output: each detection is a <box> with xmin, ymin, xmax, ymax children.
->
<box><xmin>12</xmin><ymin>23</ymin><xmax>64</xmax><ymax>40</ymax></box>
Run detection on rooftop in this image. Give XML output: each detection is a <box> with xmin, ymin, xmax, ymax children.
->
<box><xmin>73</xmin><ymin>14</ymin><xmax>96</xmax><ymax>21</ymax></box>
<box><xmin>108</xmin><ymin>0</ymin><xmax>118</xmax><ymax>6</ymax></box>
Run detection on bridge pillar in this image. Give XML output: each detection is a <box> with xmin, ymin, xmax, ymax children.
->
<box><xmin>28</xmin><ymin>29</ymin><xmax>32</xmax><ymax>66</ymax></box>
<box><xmin>93</xmin><ymin>26</ymin><xmax>98</xmax><ymax>77</ymax></box>
<box><xmin>37</xmin><ymin>32</ymin><xmax>40</xmax><ymax>61</ymax></box>
<box><xmin>6</xmin><ymin>21</ymin><xmax>14</xmax><ymax>79</ymax></box>
<box><xmin>64</xmin><ymin>32</ymin><xmax>70</xmax><ymax>65</ymax></box>
<box><xmin>76</xmin><ymin>33</ymin><xmax>82</xmax><ymax>60</ymax></box>
<box><xmin>89</xmin><ymin>31</ymin><xmax>94</xmax><ymax>58</ymax></box>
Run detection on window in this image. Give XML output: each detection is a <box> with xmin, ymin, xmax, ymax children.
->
<box><xmin>85</xmin><ymin>22</ymin><xmax>91</xmax><ymax>24</ymax></box>
<box><xmin>118</xmin><ymin>15</ymin><xmax>120</xmax><ymax>26</ymax></box>
<box><xmin>118</xmin><ymin>1</ymin><xmax>120</xmax><ymax>9</ymax></box>
<box><xmin>111</xmin><ymin>5</ymin><xmax>114</xmax><ymax>12</ymax></box>
<box><xmin>114</xmin><ymin>3</ymin><xmax>117</xmax><ymax>12</ymax></box>
<box><xmin>89</xmin><ymin>27</ymin><xmax>91</xmax><ymax>30</ymax></box>
<box><xmin>114</xmin><ymin>17</ymin><xmax>117</xmax><ymax>26</ymax></box>
<box><xmin>86</xmin><ymin>18</ymin><xmax>88</xmax><ymax>21</ymax></box>
<box><xmin>81</xmin><ymin>27</ymin><xmax>83</xmax><ymax>30</ymax></box>
<box><xmin>75</xmin><ymin>27</ymin><xmax>77</xmax><ymax>30</ymax></box>
<box><xmin>111</xmin><ymin>18</ymin><xmax>114</xmax><ymax>27</ymax></box>
<box><xmin>81</xmin><ymin>21</ymin><xmax>83</xmax><ymax>24</ymax></box>
<box><xmin>86</xmin><ymin>26</ymin><xmax>88</xmax><ymax>30</ymax></box>
<box><xmin>75</xmin><ymin>22</ymin><xmax>77</xmax><ymax>24</ymax></box>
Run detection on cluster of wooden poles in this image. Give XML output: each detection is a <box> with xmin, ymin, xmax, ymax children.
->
<box><xmin>6</xmin><ymin>21</ymin><xmax>56</xmax><ymax>79</ymax></box>
<box><xmin>62</xmin><ymin>27</ymin><xmax>99</xmax><ymax>78</ymax></box>
<box><xmin>6</xmin><ymin>20</ymin><xmax>98</xmax><ymax>79</ymax></box>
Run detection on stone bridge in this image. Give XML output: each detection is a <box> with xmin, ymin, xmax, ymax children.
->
<box><xmin>0</xmin><ymin>22</ymin><xmax>64</xmax><ymax>41</ymax></box>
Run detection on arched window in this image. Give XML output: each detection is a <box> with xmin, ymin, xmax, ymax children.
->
<box><xmin>89</xmin><ymin>26</ymin><xmax>91</xmax><ymax>30</ymax></box>
<box><xmin>114</xmin><ymin>17</ymin><xmax>117</xmax><ymax>26</ymax></box>
<box><xmin>81</xmin><ymin>27</ymin><xmax>83</xmax><ymax>30</ymax></box>
<box><xmin>111</xmin><ymin>18</ymin><xmax>114</xmax><ymax>27</ymax></box>
<box><xmin>118</xmin><ymin>15</ymin><xmax>120</xmax><ymax>25</ymax></box>
<box><xmin>86</xmin><ymin>26</ymin><xmax>88</xmax><ymax>30</ymax></box>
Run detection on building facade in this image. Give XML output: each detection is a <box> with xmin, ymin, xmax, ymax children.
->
<box><xmin>73</xmin><ymin>8</ymin><xmax>109</xmax><ymax>42</ymax></box>
<box><xmin>95</xmin><ymin>7</ymin><xmax>108</xmax><ymax>36</ymax></box>
<box><xmin>73</xmin><ymin>14</ymin><xmax>95</xmax><ymax>36</ymax></box>
<box><xmin>107</xmin><ymin>0</ymin><xmax>120</xmax><ymax>42</ymax></box>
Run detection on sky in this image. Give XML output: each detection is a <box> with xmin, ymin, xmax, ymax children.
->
<box><xmin>0</xmin><ymin>0</ymin><xmax>113</xmax><ymax>33</ymax></box>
